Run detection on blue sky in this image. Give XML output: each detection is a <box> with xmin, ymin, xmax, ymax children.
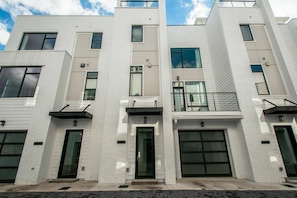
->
<box><xmin>0</xmin><ymin>0</ymin><xmax>296</xmax><ymax>50</ymax></box>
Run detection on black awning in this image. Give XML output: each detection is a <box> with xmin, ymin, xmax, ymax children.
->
<box><xmin>263</xmin><ymin>106</ymin><xmax>297</xmax><ymax>114</ymax></box>
<box><xmin>49</xmin><ymin>111</ymin><xmax>93</xmax><ymax>119</ymax></box>
<box><xmin>126</xmin><ymin>107</ymin><xmax>163</xmax><ymax>116</ymax></box>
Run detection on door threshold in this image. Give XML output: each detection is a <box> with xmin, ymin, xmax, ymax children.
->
<box><xmin>132</xmin><ymin>179</ymin><xmax>163</xmax><ymax>185</ymax></box>
<box><xmin>48</xmin><ymin>178</ymin><xmax>79</xmax><ymax>183</ymax></box>
<box><xmin>286</xmin><ymin>178</ymin><xmax>297</xmax><ymax>184</ymax></box>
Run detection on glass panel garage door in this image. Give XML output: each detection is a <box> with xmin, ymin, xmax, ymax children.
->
<box><xmin>0</xmin><ymin>132</ymin><xmax>27</xmax><ymax>183</ymax></box>
<box><xmin>179</xmin><ymin>130</ymin><xmax>231</xmax><ymax>177</ymax></box>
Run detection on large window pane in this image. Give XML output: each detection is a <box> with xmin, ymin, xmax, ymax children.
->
<box><xmin>180</xmin><ymin>142</ymin><xmax>202</xmax><ymax>152</ymax></box>
<box><xmin>132</xmin><ymin>26</ymin><xmax>143</xmax><ymax>42</ymax></box>
<box><xmin>84</xmin><ymin>72</ymin><xmax>98</xmax><ymax>100</ymax></box>
<box><xmin>20</xmin><ymin>33</ymin><xmax>57</xmax><ymax>50</ymax></box>
<box><xmin>0</xmin><ymin>67</ymin><xmax>41</xmax><ymax>98</ymax></box>
<box><xmin>204</xmin><ymin>153</ymin><xmax>229</xmax><ymax>163</ymax></box>
<box><xmin>179</xmin><ymin>132</ymin><xmax>201</xmax><ymax>141</ymax></box>
<box><xmin>182</xmin><ymin>164</ymin><xmax>205</xmax><ymax>175</ymax></box>
<box><xmin>206</xmin><ymin>164</ymin><xmax>231</xmax><ymax>175</ymax></box>
<box><xmin>0</xmin><ymin>156</ymin><xmax>20</xmax><ymax>167</ymax></box>
<box><xmin>129</xmin><ymin>66</ymin><xmax>142</xmax><ymax>96</ymax></box>
<box><xmin>202</xmin><ymin>131</ymin><xmax>224</xmax><ymax>141</ymax></box>
<box><xmin>42</xmin><ymin>39</ymin><xmax>56</xmax><ymax>50</ymax></box>
<box><xmin>171</xmin><ymin>48</ymin><xmax>202</xmax><ymax>68</ymax></box>
<box><xmin>19</xmin><ymin>74</ymin><xmax>39</xmax><ymax>97</ymax></box>
<box><xmin>20</xmin><ymin>34</ymin><xmax>45</xmax><ymax>50</ymax></box>
<box><xmin>203</xmin><ymin>142</ymin><xmax>226</xmax><ymax>151</ymax></box>
<box><xmin>0</xmin><ymin>67</ymin><xmax>26</xmax><ymax>97</ymax></box>
<box><xmin>1</xmin><ymin>145</ymin><xmax>24</xmax><ymax>155</ymax></box>
<box><xmin>185</xmin><ymin>81</ymin><xmax>208</xmax><ymax>111</ymax></box>
<box><xmin>0</xmin><ymin>169</ymin><xmax>18</xmax><ymax>181</ymax></box>
<box><xmin>4</xmin><ymin>133</ymin><xmax>27</xmax><ymax>143</ymax></box>
<box><xmin>182</xmin><ymin>48</ymin><xmax>198</xmax><ymax>68</ymax></box>
<box><xmin>181</xmin><ymin>153</ymin><xmax>204</xmax><ymax>163</ymax></box>
<box><xmin>240</xmin><ymin>25</ymin><xmax>254</xmax><ymax>41</ymax></box>
<box><xmin>251</xmin><ymin>65</ymin><xmax>269</xmax><ymax>95</ymax></box>
<box><xmin>91</xmin><ymin>33</ymin><xmax>103</xmax><ymax>49</ymax></box>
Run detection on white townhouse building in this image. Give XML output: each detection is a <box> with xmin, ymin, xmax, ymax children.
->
<box><xmin>0</xmin><ymin>0</ymin><xmax>297</xmax><ymax>185</ymax></box>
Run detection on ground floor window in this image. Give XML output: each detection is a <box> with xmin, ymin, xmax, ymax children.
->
<box><xmin>179</xmin><ymin>130</ymin><xmax>232</xmax><ymax>177</ymax></box>
<box><xmin>0</xmin><ymin>131</ymin><xmax>27</xmax><ymax>183</ymax></box>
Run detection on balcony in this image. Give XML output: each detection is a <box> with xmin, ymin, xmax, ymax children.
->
<box><xmin>171</xmin><ymin>92</ymin><xmax>242</xmax><ymax>120</ymax></box>
<box><xmin>119</xmin><ymin>0</ymin><xmax>158</xmax><ymax>7</ymax></box>
<box><xmin>219</xmin><ymin>0</ymin><xmax>256</xmax><ymax>7</ymax></box>
<box><xmin>172</xmin><ymin>92</ymin><xmax>240</xmax><ymax>112</ymax></box>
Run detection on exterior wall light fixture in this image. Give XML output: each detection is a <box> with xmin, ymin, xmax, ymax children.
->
<box><xmin>0</xmin><ymin>120</ymin><xmax>5</xmax><ymax>126</ymax></box>
<box><xmin>278</xmin><ymin>115</ymin><xmax>284</xmax><ymax>122</ymax></box>
<box><xmin>144</xmin><ymin>117</ymin><xmax>147</xmax><ymax>124</ymax></box>
<box><xmin>145</xmin><ymin>59</ymin><xmax>152</xmax><ymax>68</ymax></box>
<box><xmin>73</xmin><ymin>120</ymin><xmax>78</xmax><ymax>126</ymax></box>
<box><xmin>200</xmin><ymin>122</ymin><xmax>204</xmax><ymax>127</ymax></box>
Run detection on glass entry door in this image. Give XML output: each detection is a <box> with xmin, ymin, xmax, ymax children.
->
<box><xmin>135</xmin><ymin>127</ymin><xmax>155</xmax><ymax>179</ymax></box>
<box><xmin>173</xmin><ymin>87</ymin><xmax>185</xmax><ymax>111</ymax></box>
<box><xmin>58</xmin><ymin>130</ymin><xmax>83</xmax><ymax>178</ymax></box>
<box><xmin>274</xmin><ymin>126</ymin><xmax>297</xmax><ymax>177</ymax></box>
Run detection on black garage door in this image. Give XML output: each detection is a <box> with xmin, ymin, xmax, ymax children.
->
<box><xmin>179</xmin><ymin>130</ymin><xmax>232</xmax><ymax>177</ymax></box>
<box><xmin>0</xmin><ymin>132</ymin><xmax>27</xmax><ymax>183</ymax></box>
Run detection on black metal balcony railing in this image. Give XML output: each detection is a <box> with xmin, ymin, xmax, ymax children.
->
<box><xmin>120</xmin><ymin>0</ymin><xmax>158</xmax><ymax>7</ymax></box>
<box><xmin>171</xmin><ymin>92</ymin><xmax>240</xmax><ymax>112</ymax></box>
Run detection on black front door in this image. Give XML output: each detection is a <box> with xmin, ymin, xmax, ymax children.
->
<box><xmin>135</xmin><ymin>127</ymin><xmax>155</xmax><ymax>179</ymax></box>
<box><xmin>275</xmin><ymin>126</ymin><xmax>297</xmax><ymax>177</ymax></box>
<box><xmin>58</xmin><ymin>130</ymin><xmax>83</xmax><ymax>178</ymax></box>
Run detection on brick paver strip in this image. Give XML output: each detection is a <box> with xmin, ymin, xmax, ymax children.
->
<box><xmin>0</xmin><ymin>190</ymin><xmax>297</xmax><ymax>198</ymax></box>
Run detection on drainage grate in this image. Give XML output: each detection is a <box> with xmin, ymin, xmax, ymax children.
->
<box><xmin>118</xmin><ymin>185</ymin><xmax>129</xmax><ymax>188</ymax></box>
<box><xmin>58</xmin><ymin>186</ymin><xmax>71</xmax><ymax>190</ymax></box>
<box><xmin>283</xmin><ymin>184</ymin><xmax>297</xmax><ymax>188</ymax></box>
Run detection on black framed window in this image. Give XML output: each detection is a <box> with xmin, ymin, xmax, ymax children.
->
<box><xmin>83</xmin><ymin>72</ymin><xmax>98</xmax><ymax>100</ymax></box>
<box><xmin>240</xmin><ymin>25</ymin><xmax>254</xmax><ymax>41</ymax></box>
<box><xmin>129</xmin><ymin>66</ymin><xmax>142</xmax><ymax>96</ymax></box>
<box><xmin>0</xmin><ymin>66</ymin><xmax>41</xmax><ymax>97</ymax></box>
<box><xmin>19</xmin><ymin>33</ymin><xmax>57</xmax><ymax>50</ymax></box>
<box><xmin>132</xmin><ymin>26</ymin><xmax>143</xmax><ymax>42</ymax></box>
<box><xmin>171</xmin><ymin>48</ymin><xmax>202</xmax><ymax>68</ymax></box>
<box><xmin>91</xmin><ymin>33</ymin><xmax>103</xmax><ymax>49</ymax></box>
<box><xmin>251</xmin><ymin>65</ymin><xmax>269</xmax><ymax>95</ymax></box>
<box><xmin>0</xmin><ymin>132</ymin><xmax>27</xmax><ymax>183</ymax></box>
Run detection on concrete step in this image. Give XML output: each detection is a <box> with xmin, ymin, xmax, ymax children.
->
<box><xmin>131</xmin><ymin>180</ymin><xmax>163</xmax><ymax>185</ymax></box>
<box><xmin>48</xmin><ymin>179</ymin><xmax>79</xmax><ymax>183</ymax></box>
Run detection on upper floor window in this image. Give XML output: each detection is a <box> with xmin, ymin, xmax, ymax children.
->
<box><xmin>19</xmin><ymin>33</ymin><xmax>57</xmax><ymax>50</ymax></box>
<box><xmin>132</xmin><ymin>26</ymin><xmax>143</xmax><ymax>42</ymax></box>
<box><xmin>91</xmin><ymin>33</ymin><xmax>103</xmax><ymax>49</ymax></box>
<box><xmin>171</xmin><ymin>48</ymin><xmax>202</xmax><ymax>68</ymax></box>
<box><xmin>129</xmin><ymin>66</ymin><xmax>142</xmax><ymax>96</ymax></box>
<box><xmin>0</xmin><ymin>66</ymin><xmax>41</xmax><ymax>97</ymax></box>
<box><xmin>251</xmin><ymin>65</ymin><xmax>269</xmax><ymax>95</ymax></box>
<box><xmin>240</xmin><ymin>25</ymin><xmax>254</xmax><ymax>41</ymax></box>
<box><xmin>83</xmin><ymin>72</ymin><xmax>98</xmax><ymax>100</ymax></box>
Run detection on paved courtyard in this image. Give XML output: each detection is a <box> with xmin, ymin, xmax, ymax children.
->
<box><xmin>0</xmin><ymin>178</ymin><xmax>297</xmax><ymax>197</ymax></box>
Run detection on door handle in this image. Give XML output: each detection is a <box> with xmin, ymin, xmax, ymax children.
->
<box><xmin>137</xmin><ymin>151</ymin><xmax>141</xmax><ymax>161</ymax></box>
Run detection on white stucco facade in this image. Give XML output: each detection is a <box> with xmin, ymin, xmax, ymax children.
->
<box><xmin>0</xmin><ymin>0</ymin><xmax>297</xmax><ymax>185</ymax></box>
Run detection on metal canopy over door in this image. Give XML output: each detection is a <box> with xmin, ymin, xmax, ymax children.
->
<box><xmin>179</xmin><ymin>130</ymin><xmax>232</xmax><ymax>177</ymax></box>
<box><xmin>274</xmin><ymin>126</ymin><xmax>297</xmax><ymax>177</ymax></box>
<box><xmin>58</xmin><ymin>130</ymin><xmax>83</xmax><ymax>178</ymax></box>
<box><xmin>135</xmin><ymin>127</ymin><xmax>155</xmax><ymax>179</ymax></box>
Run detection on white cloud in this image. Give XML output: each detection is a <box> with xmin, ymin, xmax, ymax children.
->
<box><xmin>0</xmin><ymin>22</ymin><xmax>10</xmax><ymax>45</ymax></box>
<box><xmin>185</xmin><ymin>0</ymin><xmax>297</xmax><ymax>25</ymax></box>
<box><xmin>269</xmin><ymin>0</ymin><xmax>297</xmax><ymax>18</ymax></box>
<box><xmin>0</xmin><ymin>0</ymin><xmax>117</xmax><ymax>21</ymax></box>
<box><xmin>186</xmin><ymin>0</ymin><xmax>210</xmax><ymax>24</ymax></box>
